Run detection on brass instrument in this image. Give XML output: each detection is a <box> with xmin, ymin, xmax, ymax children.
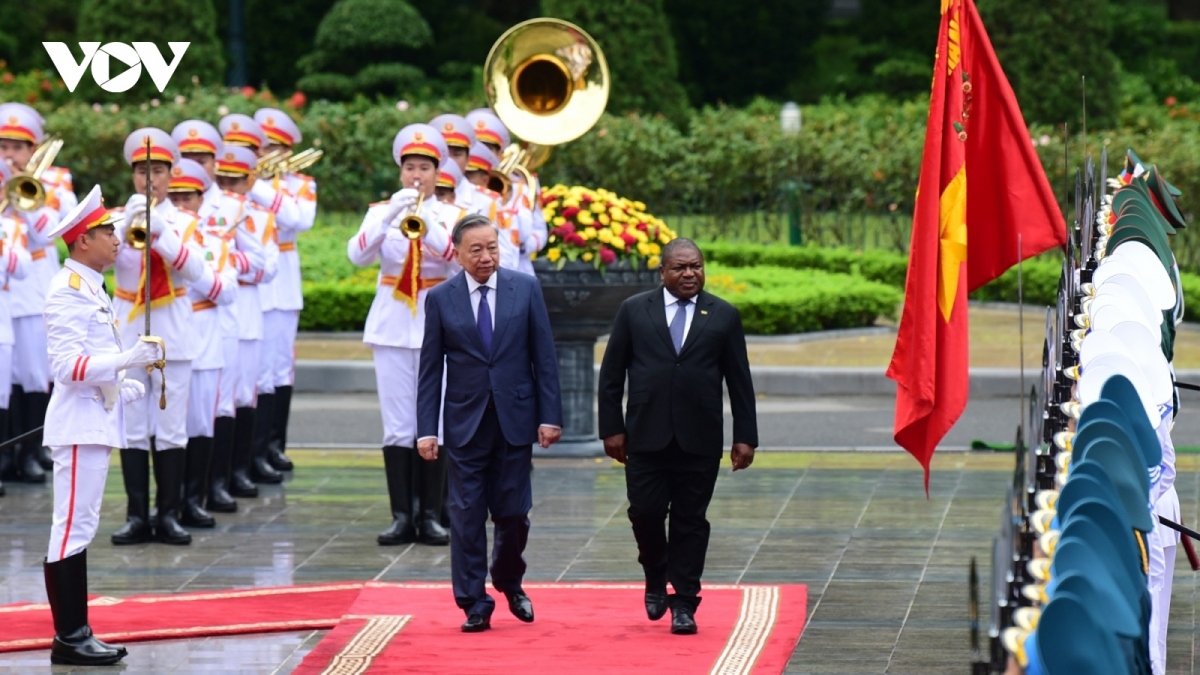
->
<box><xmin>483</xmin><ymin>18</ymin><xmax>608</xmax><ymax>196</ymax></box>
<box><xmin>487</xmin><ymin>170</ymin><xmax>512</xmax><ymax>202</ymax></box>
<box><xmin>1</xmin><ymin>136</ymin><xmax>64</xmax><ymax>213</ymax></box>
<box><xmin>124</xmin><ymin>197</ymin><xmax>159</xmax><ymax>250</ymax></box>
<box><xmin>398</xmin><ymin>183</ymin><xmax>427</xmax><ymax>240</ymax></box>
<box><xmin>257</xmin><ymin>147</ymin><xmax>324</xmax><ymax>179</ymax></box>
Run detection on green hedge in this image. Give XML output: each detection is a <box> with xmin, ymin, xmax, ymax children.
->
<box><xmin>699</xmin><ymin>241</ymin><xmax>909</xmax><ymax>288</ymax></box>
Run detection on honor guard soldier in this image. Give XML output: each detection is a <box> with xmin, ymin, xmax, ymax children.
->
<box><xmin>212</xmin><ymin>144</ymin><xmax>281</xmax><ymax>494</ymax></box>
<box><xmin>219</xmin><ymin>114</ymin><xmax>294</xmax><ymax>485</ymax></box>
<box><xmin>41</xmin><ymin>186</ymin><xmax>162</xmax><ymax>666</ymax></box>
<box><xmin>0</xmin><ymin>105</ymin><xmax>64</xmax><ymax>483</ymax></box>
<box><xmin>168</xmin><ymin>159</ymin><xmax>238</xmax><ymax>527</ymax></box>
<box><xmin>347</xmin><ymin>123</ymin><xmax>461</xmax><ymax>546</ymax></box>
<box><xmin>506</xmin><ymin>170</ymin><xmax>547</xmax><ymax>276</ymax></box>
<box><xmin>171</xmin><ymin>120</ymin><xmax>265</xmax><ymax>512</ymax></box>
<box><xmin>429</xmin><ymin>114</ymin><xmax>476</xmax><ymax>205</ymax></box>
<box><xmin>254</xmin><ymin>107</ymin><xmax>318</xmax><ymax>472</ymax></box>
<box><xmin>109</xmin><ymin>129</ymin><xmax>210</xmax><ymax>547</ymax></box>
<box><xmin>0</xmin><ymin>161</ymin><xmax>33</xmax><ymax>497</ymax></box>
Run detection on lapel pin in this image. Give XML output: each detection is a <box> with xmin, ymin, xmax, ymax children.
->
<box><xmin>701</xmin><ymin>310</ymin><xmax>708</xmax><ymax>315</ymax></box>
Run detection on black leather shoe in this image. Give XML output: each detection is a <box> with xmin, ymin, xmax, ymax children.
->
<box><xmin>417</xmin><ymin>517</ymin><xmax>449</xmax><ymax>546</ymax></box>
<box><xmin>251</xmin><ymin>457</ymin><xmax>283</xmax><ymax>484</ymax></box>
<box><xmin>51</xmin><ymin>626</ymin><xmax>127</xmax><ymax>665</ymax></box>
<box><xmin>267</xmin><ymin>446</ymin><xmax>294</xmax><ymax>472</ymax></box>
<box><xmin>461</xmin><ymin>614</ymin><xmax>491</xmax><ymax>633</ymax></box>
<box><xmin>230</xmin><ymin>471</ymin><xmax>259</xmax><ymax>497</ymax></box>
<box><xmin>670</xmin><ymin>606</ymin><xmax>697</xmax><ymax>635</ymax></box>
<box><xmin>20</xmin><ymin>449</ymin><xmax>45</xmax><ymax>483</ymax></box>
<box><xmin>505</xmin><ymin>590</ymin><xmax>534</xmax><ymax>623</ymax></box>
<box><xmin>645</xmin><ymin>591</ymin><xmax>668</xmax><ymax>621</ymax></box>
<box><xmin>110</xmin><ymin>517</ymin><xmax>153</xmax><ymax>545</ymax></box>
<box><xmin>377</xmin><ymin>517</ymin><xmax>417</xmax><ymax>546</ymax></box>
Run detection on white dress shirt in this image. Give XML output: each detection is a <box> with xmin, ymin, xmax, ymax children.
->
<box><xmin>466</xmin><ymin>272</ymin><xmax>497</xmax><ymax>330</ymax></box>
<box><xmin>664</xmin><ymin>288</ymin><xmax>696</xmax><ymax>342</ymax></box>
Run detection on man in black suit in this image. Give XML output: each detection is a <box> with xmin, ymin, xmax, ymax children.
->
<box><xmin>598</xmin><ymin>238</ymin><xmax>758</xmax><ymax>635</ymax></box>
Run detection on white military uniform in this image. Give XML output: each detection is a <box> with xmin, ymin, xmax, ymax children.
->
<box><xmin>348</xmin><ymin>196</ymin><xmax>461</xmax><ymax>446</ymax></box>
<box><xmin>0</xmin><ymin>214</ymin><xmax>32</xmax><ymax>409</ymax></box>
<box><xmin>8</xmin><ymin>206</ymin><xmax>61</xmax><ymax>394</ymax></box>
<box><xmin>235</xmin><ymin>198</ymin><xmax>279</xmax><ymax>407</ymax></box>
<box><xmin>111</xmin><ymin>201</ymin><xmax>209</xmax><ymax>450</ymax></box>
<box><xmin>511</xmin><ymin>179</ymin><xmax>548</xmax><ymax>276</ymax></box>
<box><xmin>259</xmin><ymin>172</ymin><xmax>316</xmax><ymax>393</ymax></box>
<box><xmin>44</xmin><ymin>260</ymin><xmax>131</xmax><ymax>562</ymax></box>
<box><xmin>184</xmin><ymin>214</ymin><xmax>238</xmax><ymax>438</ymax></box>
<box><xmin>198</xmin><ymin>185</ymin><xmax>264</xmax><ymax>419</ymax></box>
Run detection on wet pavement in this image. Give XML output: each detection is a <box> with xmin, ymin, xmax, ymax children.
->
<box><xmin>1</xmin><ymin>450</ymin><xmax>1197</xmax><ymax>674</ymax></box>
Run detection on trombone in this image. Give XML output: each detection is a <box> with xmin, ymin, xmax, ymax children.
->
<box><xmin>258</xmin><ymin>147</ymin><xmax>324</xmax><ymax>180</ymax></box>
<box><xmin>0</xmin><ymin>136</ymin><xmax>64</xmax><ymax>213</ymax></box>
<box><xmin>397</xmin><ymin>181</ymin><xmax>426</xmax><ymax>240</ymax></box>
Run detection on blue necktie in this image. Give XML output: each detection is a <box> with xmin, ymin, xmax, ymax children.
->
<box><xmin>669</xmin><ymin>298</ymin><xmax>689</xmax><ymax>354</ymax></box>
<box><xmin>477</xmin><ymin>286</ymin><xmax>493</xmax><ymax>353</ymax></box>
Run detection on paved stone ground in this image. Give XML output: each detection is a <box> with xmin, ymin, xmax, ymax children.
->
<box><xmin>2</xmin><ymin>451</ymin><xmax>1199</xmax><ymax>674</ymax></box>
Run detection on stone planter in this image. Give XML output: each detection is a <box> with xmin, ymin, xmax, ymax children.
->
<box><xmin>534</xmin><ymin>259</ymin><xmax>660</xmax><ymax>455</ymax></box>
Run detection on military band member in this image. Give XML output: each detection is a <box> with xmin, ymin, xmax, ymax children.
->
<box><xmin>347</xmin><ymin>123</ymin><xmax>462</xmax><ymax>546</ymax></box>
<box><xmin>0</xmin><ymin>104</ymin><xmax>64</xmax><ymax>482</ymax></box>
<box><xmin>0</xmin><ymin>161</ymin><xmax>33</xmax><ymax>497</ymax></box>
<box><xmin>168</xmin><ymin>159</ymin><xmax>238</xmax><ymax>527</ymax></box>
<box><xmin>212</xmin><ymin>144</ymin><xmax>280</xmax><ymax>493</ymax></box>
<box><xmin>465</xmin><ymin>109</ymin><xmax>509</xmax><ymax>156</ymax></box>
<box><xmin>429</xmin><ymin>114</ymin><xmax>477</xmax><ymax>206</ymax></box>
<box><xmin>463</xmin><ymin>142</ymin><xmax>522</xmax><ymax>271</ymax></box>
<box><xmin>109</xmin><ymin>129</ymin><xmax>209</xmax><ymax>547</ymax></box>
<box><xmin>0</xmin><ymin>103</ymin><xmax>77</xmax><ymax>217</ymax></box>
<box><xmin>254</xmin><ymin>107</ymin><xmax>318</xmax><ymax>472</ymax></box>
<box><xmin>436</xmin><ymin>158</ymin><xmax>467</xmax><ymax>206</ymax></box>
<box><xmin>41</xmin><ymin>185</ymin><xmax>161</xmax><ymax>666</ymax></box>
<box><xmin>506</xmin><ymin>171</ymin><xmax>547</xmax><ymax>276</ymax></box>
<box><xmin>219</xmin><ymin>114</ymin><xmax>295</xmax><ymax>485</ymax></box>
<box><xmin>171</xmin><ymin>120</ymin><xmax>265</xmax><ymax>511</ymax></box>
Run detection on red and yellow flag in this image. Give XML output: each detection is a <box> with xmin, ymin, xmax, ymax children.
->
<box><xmin>886</xmin><ymin>0</ymin><xmax>1066</xmax><ymax>488</ymax></box>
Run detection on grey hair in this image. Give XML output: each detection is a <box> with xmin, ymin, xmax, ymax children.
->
<box><xmin>661</xmin><ymin>237</ymin><xmax>703</xmax><ymax>264</ymax></box>
<box><xmin>452</xmin><ymin>213</ymin><xmax>497</xmax><ymax>246</ymax></box>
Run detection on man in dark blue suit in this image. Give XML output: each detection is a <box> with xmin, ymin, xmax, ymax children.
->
<box><xmin>417</xmin><ymin>213</ymin><xmax>563</xmax><ymax>633</ymax></box>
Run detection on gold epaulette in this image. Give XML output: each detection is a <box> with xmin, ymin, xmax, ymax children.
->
<box><xmin>68</xmin><ymin>273</ymin><xmax>81</xmax><ymax>291</ymax></box>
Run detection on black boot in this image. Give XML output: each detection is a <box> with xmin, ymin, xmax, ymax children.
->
<box><xmin>20</xmin><ymin>390</ymin><xmax>49</xmax><ymax>481</ymax></box>
<box><xmin>181</xmin><ymin>437</ymin><xmax>216</xmax><ymax>527</ymax></box>
<box><xmin>231</xmin><ymin>407</ymin><xmax>259</xmax><ymax>497</ymax></box>
<box><xmin>250</xmin><ymin>393</ymin><xmax>283</xmax><ymax>483</ymax></box>
<box><xmin>152</xmin><ymin>447</ymin><xmax>192</xmax><ymax>545</ymax></box>
<box><xmin>2</xmin><ymin>385</ymin><xmax>21</xmax><ymax>481</ymax></box>
<box><xmin>208</xmin><ymin>416</ymin><xmax>238</xmax><ymax>512</ymax></box>
<box><xmin>267</xmin><ymin>385</ymin><xmax>294</xmax><ymax>471</ymax></box>
<box><xmin>111</xmin><ymin>449</ymin><xmax>153</xmax><ymax>545</ymax></box>
<box><xmin>378</xmin><ymin>446</ymin><xmax>416</xmax><ymax>545</ymax></box>
<box><xmin>417</xmin><ymin>448</ymin><xmax>450</xmax><ymax>546</ymax></box>
<box><xmin>44</xmin><ymin>550</ymin><xmax>127</xmax><ymax>665</ymax></box>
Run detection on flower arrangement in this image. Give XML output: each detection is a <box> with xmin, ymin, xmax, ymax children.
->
<box><xmin>538</xmin><ymin>185</ymin><xmax>677</xmax><ymax>270</ymax></box>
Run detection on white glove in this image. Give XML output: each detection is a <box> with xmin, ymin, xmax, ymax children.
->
<box><xmin>119</xmin><ymin>379</ymin><xmax>146</xmax><ymax>404</ymax></box>
<box><xmin>121</xmin><ymin>339</ymin><xmax>163</xmax><ymax>371</ymax></box>
<box><xmin>248</xmin><ymin>180</ymin><xmax>278</xmax><ymax>210</ymax></box>
<box><xmin>383</xmin><ymin>188</ymin><xmax>419</xmax><ymax>224</ymax></box>
<box><xmin>125</xmin><ymin>193</ymin><xmax>147</xmax><ymax>212</ymax></box>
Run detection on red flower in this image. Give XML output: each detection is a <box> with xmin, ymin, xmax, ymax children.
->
<box><xmin>621</xmin><ymin>232</ymin><xmax>637</xmax><ymax>246</ymax></box>
<box><xmin>1</xmin><ymin>73</ymin><xmax>12</xmax><ymax>84</ymax></box>
<box><xmin>565</xmin><ymin>233</ymin><xmax>586</xmax><ymax>246</ymax></box>
<box><xmin>561</xmin><ymin>206</ymin><xmax>580</xmax><ymax>219</ymax></box>
<box><xmin>241</xmin><ymin>86</ymin><xmax>256</xmax><ymax>98</ymax></box>
<box><xmin>1166</xmin><ymin>96</ymin><xmax>1178</xmax><ymax>107</ymax></box>
<box><xmin>288</xmin><ymin>91</ymin><xmax>307</xmax><ymax>109</ymax></box>
<box><xmin>25</xmin><ymin>93</ymin><xmax>36</xmax><ymax>103</ymax></box>
<box><xmin>553</xmin><ymin>223</ymin><xmax>576</xmax><ymax>236</ymax></box>
<box><xmin>599</xmin><ymin>248</ymin><xmax>616</xmax><ymax>265</ymax></box>
<box><xmin>636</xmin><ymin>221</ymin><xmax>648</xmax><ymax>231</ymax></box>
<box><xmin>40</xmin><ymin>79</ymin><xmax>51</xmax><ymax>91</ymax></box>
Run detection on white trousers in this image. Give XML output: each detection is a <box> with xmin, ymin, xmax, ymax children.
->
<box><xmin>125</xmin><ymin>360</ymin><xmax>192</xmax><ymax>450</ymax></box>
<box><xmin>1148</xmin><ymin>517</ymin><xmax>1169</xmax><ymax>675</ymax></box>
<box><xmin>216</xmin><ymin>337</ymin><xmax>238</xmax><ymax>418</ymax></box>
<box><xmin>186</xmin><ymin>368</ymin><xmax>220</xmax><ymax>438</ymax></box>
<box><xmin>371</xmin><ymin>346</ymin><xmax>443</xmax><ymax>447</ymax></box>
<box><xmin>47</xmin><ymin>444</ymin><xmax>111</xmax><ymax>562</ymax></box>
<box><xmin>237</xmin><ymin>339</ymin><xmax>260</xmax><ymax>408</ymax></box>
<box><xmin>262</xmin><ymin>309</ymin><xmax>299</xmax><ymax>388</ymax></box>
<box><xmin>13</xmin><ymin>315</ymin><xmax>49</xmax><ymax>393</ymax></box>
<box><xmin>0</xmin><ymin>344</ymin><xmax>12</xmax><ymax>408</ymax></box>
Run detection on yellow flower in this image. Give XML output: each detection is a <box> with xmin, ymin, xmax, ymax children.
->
<box><xmin>597</xmin><ymin>229</ymin><xmax>613</xmax><ymax>244</ymax></box>
<box><xmin>547</xmin><ymin>248</ymin><xmax>561</xmax><ymax>262</ymax></box>
<box><xmin>598</xmin><ymin>213</ymin><xmax>610</xmax><ymax>226</ymax></box>
<box><xmin>647</xmin><ymin>255</ymin><xmax>661</xmax><ymax>268</ymax></box>
<box><xmin>611</xmin><ymin>222</ymin><xmax>623</xmax><ymax>236</ymax></box>
<box><xmin>583</xmin><ymin>227</ymin><xmax>597</xmax><ymax>240</ymax></box>
<box><xmin>649</xmin><ymin>243</ymin><xmax>661</xmax><ymax>255</ymax></box>
<box><xmin>634</xmin><ymin>201</ymin><xmax>647</xmax><ymax>211</ymax></box>
<box><xmin>633</xmin><ymin>229</ymin><xmax>648</xmax><ymax>243</ymax></box>
<box><xmin>637</xmin><ymin>242</ymin><xmax>650</xmax><ymax>256</ymax></box>
<box><xmin>609</xmin><ymin>207</ymin><xmax>626</xmax><ymax>221</ymax></box>
<box><xmin>582</xmin><ymin>252</ymin><xmax>594</xmax><ymax>262</ymax></box>
<box><xmin>577</xmin><ymin>211</ymin><xmax>594</xmax><ymax>226</ymax></box>
<box><xmin>553</xmin><ymin>216</ymin><xmax>566</xmax><ymax>226</ymax></box>
<box><xmin>562</xmin><ymin>198</ymin><xmax>580</xmax><ymax>208</ymax></box>
<box><xmin>545</xmin><ymin>200</ymin><xmax>559</xmax><ymax>210</ymax></box>
<box><xmin>590</xmin><ymin>202</ymin><xmax>606</xmax><ymax>214</ymax></box>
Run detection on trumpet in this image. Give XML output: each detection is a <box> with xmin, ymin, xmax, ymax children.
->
<box><xmin>398</xmin><ymin>186</ymin><xmax>427</xmax><ymax>240</ymax></box>
<box><xmin>1</xmin><ymin>136</ymin><xmax>63</xmax><ymax>213</ymax></box>
<box><xmin>258</xmin><ymin>147</ymin><xmax>324</xmax><ymax>179</ymax></box>
<box><xmin>125</xmin><ymin>198</ymin><xmax>159</xmax><ymax>250</ymax></box>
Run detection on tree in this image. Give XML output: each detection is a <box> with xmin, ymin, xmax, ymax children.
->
<box><xmin>243</xmin><ymin>0</ymin><xmax>335</xmax><ymax>92</ymax></box>
<box><xmin>541</xmin><ymin>0</ymin><xmax>690</xmax><ymax>126</ymax></box>
<box><xmin>75</xmin><ymin>0</ymin><xmax>225</xmax><ymax>101</ymax></box>
<box><xmin>0</xmin><ymin>0</ymin><xmax>82</xmax><ymax>73</ymax></box>
<box><xmin>664</xmin><ymin>0</ymin><xmax>831</xmax><ymax>106</ymax></box>
<box><xmin>979</xmin><ymin>0</ymin><xmax>1120</xmax><ymax>127</ymax></box>
<box><xmin>297</xmin><ymin>0</ymin><xmax>432</xmax><ymax>101</ymax></box>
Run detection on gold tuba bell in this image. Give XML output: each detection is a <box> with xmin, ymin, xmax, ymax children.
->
<box><xmin>125</xmin><ymin>198</ymin><xmax>158</xmax><ymax>250</ymax></box>
<box><xmin>2</xmin><ymin>136</ymin><xmax>63</xmax><ymax>213</ymax></box>
<box><xmin>398</xmin><ymin>183</ymin><xmax>426</xmax><ymax>240</ymax></box>
<box><xmin>483</xmin><ymin>18</ymin><xmax>608</xmax><ymax>193</ymax></box>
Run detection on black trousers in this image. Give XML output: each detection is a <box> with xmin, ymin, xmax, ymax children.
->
<box><xmin>447</xmin><ymin>405</ymin><xmax>532</xmax><ymax>618</ymax></box>
<box><xmin>625</xmin><ymin>438</ymin><xmax>720</xmax><ymax>611</ymax></box>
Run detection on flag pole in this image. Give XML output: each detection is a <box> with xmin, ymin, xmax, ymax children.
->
<box><xmin>1018</xmin><ymin>233</ymin><xmax>1025</xmax><ymax>444</ymax></box>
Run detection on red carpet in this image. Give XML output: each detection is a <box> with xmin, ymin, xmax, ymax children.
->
<box><xmin>0</xmin><ymin>582</ymin><xmax>363</xmax><ymax>652</ymax></box>
<box><xmin>296</xmin><ymin>582</ymin><xmax>807</xmax><ymax>675</ymax></box>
